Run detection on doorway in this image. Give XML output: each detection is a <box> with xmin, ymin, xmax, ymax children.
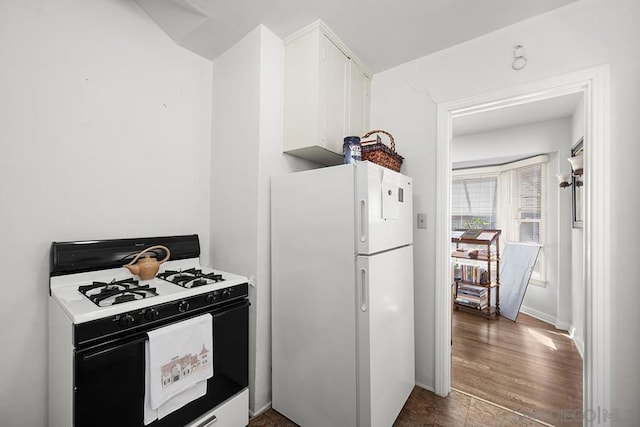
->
<box><xmin>448</xmin><ymin>92</ymin><xmax>584</xmax><ymax>425</ymax></box>
<box><xmin>433</xmin><ymin>65</ymin><xmax>611</xmax><ymax>423</ymax></box>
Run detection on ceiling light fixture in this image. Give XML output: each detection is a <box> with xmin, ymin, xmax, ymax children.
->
<box><xmin>512</xmin><ymin>45</ymin><xmax>527</xmax><ymax>70</ymax></box>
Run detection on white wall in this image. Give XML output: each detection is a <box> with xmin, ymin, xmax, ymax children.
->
<box><xmin>210</xmin><ymin>25</ymin><xmax>318</xmax><ymax>414</ymax></box>
<box><xmin>452</xmin><ymin>118</ymin><xmax>573</xmax><ymax>328</ymax></box>
<box><xmin>370</xmin><ymin>78</ymin><xmax>438</xmax><ymax>389</ymax></box>
<box><xmin>371</xmin><ymin>0</ymin><xmax>640</xmax><ymax>422</ymax></box>
<box><xmin>210</xmin><ymin>27</ymin><xmax>260</xmax><ymax>276</ymax></box>
<box><xmin>210</xmin><ymin>26</ymin><xmax>261</xmax><ymax>416</ymax></box>
<box><xmin>255</xmin><ymin>26</ymin><xmax>320</xmax><ymax>413</ymax></box>
<box><xmin>0</xmin><ymin>0</ymin><xmax>213</xmax><ymax>425</ymax></box>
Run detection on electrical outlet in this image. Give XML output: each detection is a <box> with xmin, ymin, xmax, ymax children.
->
<box><xmin>417</xmin><ymin>213</ymin><xmax>427</xmax><ymax>229</ymax></box>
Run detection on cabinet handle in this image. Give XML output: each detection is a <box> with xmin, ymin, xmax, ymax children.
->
<box><xmin>360</xmin><ymin>268</ymin><xmax>367</xmax><ymax>312</ymax></box>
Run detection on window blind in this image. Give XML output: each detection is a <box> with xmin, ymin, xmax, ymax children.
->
<box><xmin>512</xmin><ymin>162</ymin><xmax>545</xmax><ymax>280</ymax></box>
<box><xmin>451</xmin><ymin>174</ymin><xmax>498</xmax><ymax>229</ymax></box>
<box><xmin>515</xmin><ymin>163</ymin><xmax>543</xmax><ymax>243</ymax></box>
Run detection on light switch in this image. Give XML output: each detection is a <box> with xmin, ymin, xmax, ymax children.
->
<box><xmin>417</xmin><ymin>213</ymin><xmax>427</xmax><ymax>229</ymax></box>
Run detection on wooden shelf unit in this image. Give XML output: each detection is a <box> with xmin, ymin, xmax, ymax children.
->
<box><xmin>451</xmin><ymin>229</ymin><xmax>501</xmax><ymax>319</ymax></box>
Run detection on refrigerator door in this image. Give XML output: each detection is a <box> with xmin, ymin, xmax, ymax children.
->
<box><xmin>356</xmin><ymin>162</ymin><xmax>413</xmax><ymax>255</ymax></box>
<box><xmin>357</xmin><ymin>245</ymin><xmax>415</xmax><ymax>427</ymax></box>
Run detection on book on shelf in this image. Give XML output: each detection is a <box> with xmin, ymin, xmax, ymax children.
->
<box><xmin>456</xmin><ymin>294</ymin><xmax>486</xmax><ymax>304</ymax></box>
<box><xmin>457</xmin><ymin>289</ymin><xmax>487</xmax><ymax>298</ymax></box>
<box><xmin>455</xmin><ymin>298</ymin><xmax>488</xmax><ymax>309</ymax></box>
<box><xmin>457</xmin><ymin>283</ymin><xmax>487</xmax><ymax>292</ymax></box>
<box><xmin>455</xmin><ymin>265</ymin><xmax>488</xmax><ymax>285</ymax></box>
<box><xmin>456</xmin><ymin>288</ymin><xmax>486</xmax><ymax>297</ymax></box>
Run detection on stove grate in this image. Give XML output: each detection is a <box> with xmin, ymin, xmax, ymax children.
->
<box><xmin>158</xmin><ymin>268</ymin><xmax>224</xmax><ymax>288</ymax></box>
<box><xmin>78</xmin><ymin>279</ymin><xmax>158</xmax><ymax>307</ymax></box>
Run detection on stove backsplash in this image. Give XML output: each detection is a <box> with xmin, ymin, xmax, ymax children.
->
<box><xmin>50</xmin><ymin>235</ymin><xmax>201</xmax><ymax>277</ymax></box>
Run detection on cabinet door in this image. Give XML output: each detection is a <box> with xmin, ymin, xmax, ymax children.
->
<box><xmin>322</xmin><ymin>35</ymin><xmax>349</xmax><ymax>155</ymax></box>
<box><xmin>348</xmin><ymin>63</ymin><xmax>371</xmax><ymax>138</ymax></box>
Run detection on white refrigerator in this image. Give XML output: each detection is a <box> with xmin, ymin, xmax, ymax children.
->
<box><xmin>271</xmin><ymin>161</ymin><xmax>415</xmax><ymax>427</ymax></box>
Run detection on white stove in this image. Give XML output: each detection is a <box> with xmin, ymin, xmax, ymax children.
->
<box><xmin>50</xmin><ymin>258</ymin><xmax>248</xmax><ymax>324</ymax></box>
<box><xmin>48</xmin><ymin>235</ymin><xmax>250</xmax><ymax>427</ymax></box>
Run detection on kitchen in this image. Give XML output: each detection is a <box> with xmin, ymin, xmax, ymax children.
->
<box><xmin>2</xmin><ymin>0</ymin><xmax>640</xmax><ymax>426</ymax></box>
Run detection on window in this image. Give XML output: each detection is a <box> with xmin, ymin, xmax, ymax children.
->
<box><xmin>513</xmin><ymin>163</ymin><xmax>543</xmax><ymax>242</ymax></box>
<box><xmin>451</xmin><ymin>174</ymin><xmax>498</xmax><ymax>229</ymax></box>
<box><xmin>511</xmin><ymin>163</ymin><xmax>545</xmax><ymax>280</ymax></box>
<box><xmin>451</xmin><ymin>155</ymin><xmax>548</xmax><ymax>284</ymax></box>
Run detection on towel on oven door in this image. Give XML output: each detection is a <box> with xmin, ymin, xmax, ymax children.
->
<box><xmin>144</xmin><ymin>343</ymin><xmax>208</xmax><ymax>425</ymax></box>
<box><xmin>145</xmin><ymin>313</ymin><xmax>214</xmax><ymax>416</ymax></box>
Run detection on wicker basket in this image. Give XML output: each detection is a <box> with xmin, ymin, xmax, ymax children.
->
<box><xmin>360</xmin><ymin>130</ymin><xmax>404</xmax><ymax>172</ymax></box>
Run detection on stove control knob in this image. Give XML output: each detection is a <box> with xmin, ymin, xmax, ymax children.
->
<box><xmin>205</xmin><ymin>292</ymin><xmax>218</xmax><ymax>304</ymax></box>
<box><xmin>143</xmin><ymin>308</ymin><xmax>159</xmax><ymax>321</ymax></box>
<box><xmin>221</xmin><ymin>289</ymin><xmax>230</xmax><ymax>300</ymax></box>
<box><xmin>118</xmin><ymin>314</ymin><xmax>135</xmax><ymax>328</ymax></box>
<box><xmin>178</xmin><ymin>301</ymin><xmax>190</xmax><ymax>312</ymax></box>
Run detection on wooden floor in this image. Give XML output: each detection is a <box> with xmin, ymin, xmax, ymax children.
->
<box><xmin>250</xmin><ymin>387</ymin><xmax>546</xmax><ymax>426</ymax></box>
<box><xmin>250</xmin><ymin>310</ymin><xmax>583</xmax><ymax>427</ymax></box>
<box><xmin>452</xmin><ymin>309</ymin><xmax>583</xmax><ymax>427</ymax></box>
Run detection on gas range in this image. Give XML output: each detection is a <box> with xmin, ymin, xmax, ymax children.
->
<box><xmin>50</xmin><ymin>257</ymin><xmax>247</xmax><ymax>325</ymax></box>
<box><xmin>48</xmin><ymin>234</ymin><xmax>250</xmax><ymax>427</ymax></box>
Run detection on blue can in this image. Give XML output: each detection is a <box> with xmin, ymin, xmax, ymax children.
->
<box><xmin>343</xmin><ymin>136</ymin><xmax>361</xmax><ymax>164</ymax></box>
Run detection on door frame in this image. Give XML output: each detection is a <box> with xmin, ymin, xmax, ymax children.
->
<box><xmin>434</xmin><ymin>64</ymin><xmax>610</xmax><ymax>424</ymax></box>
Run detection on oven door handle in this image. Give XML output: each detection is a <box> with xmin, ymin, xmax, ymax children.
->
<box><xmin>81</xmin><ymin>335</ymin><xmax>148</xmax><ymax>362</ymax></box>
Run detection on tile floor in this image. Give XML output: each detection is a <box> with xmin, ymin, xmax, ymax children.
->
<box><xmin>249</xmin><ymin>386</ymin><xmax>548</xmax><ymax>426</ymax></box>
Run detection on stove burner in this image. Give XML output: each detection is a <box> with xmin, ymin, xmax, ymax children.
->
<box><xmin>79</xmin><ymin>278</ymin><xmax>158</xmax><ymax>307</ymax></box>
<box><xmin>114</xmin><ymin>294</ymin><xmax>136</xmax><ymax>304</ymax></box>
<box><xmin>158</xmin><ymin>268</ymin><xmax>224</xmax><ymax>288</ymax></box>
<box><xmin>78</xmin><ymin>278</ymin><xmax>139</xmax><ymax>293</ymax></box>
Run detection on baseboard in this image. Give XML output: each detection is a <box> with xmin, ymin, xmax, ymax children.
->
<box><xmin>519</xmin><ymin>306</ymin><xmax>556</xmax><ymax>325</ymax></box>
<box><xmin>569</xmin><ymin>326</ymin><xmax>585</xmax><ymax>359</ymax></box>
<box><xmin>519</xmin><ymin>306</ymin><xmax>571</xmax><ymax>331</ymax></box>
<box><xmin>249</xmin><ymin>401</ymin><xmax>272</xmax><ymax>418</ymax></box>
<box><xmin>554</xmin><ymin>320</ymin><xmax>571</xmax><ymax>331</ymax></box>
<box><xmin>415</xmin><ymin>381</ymin><xmax>435</xmax><ymax>393</ymax></box>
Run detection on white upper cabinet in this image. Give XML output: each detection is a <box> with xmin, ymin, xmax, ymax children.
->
<box><xmin>283</xmin><ymin>21</ymin><xmax>371</xmax><ymax>165</ymax></box>
<box><xmin>348</xmin><ymin>63</ymin><xmax>371</xmax><ymax>140</ymax></box>
<box><xmin>323</xmin><ymin>35</ymin><xmax>350</xmax><ymax>158</ymax></box>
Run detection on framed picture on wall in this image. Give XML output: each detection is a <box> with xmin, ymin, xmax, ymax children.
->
<box><xmin>572</xmin><ymin>138</ymin><xmax>584</xmax><ymax>228</ymax></box>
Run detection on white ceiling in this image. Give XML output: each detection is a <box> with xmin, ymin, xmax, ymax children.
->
<box><xmin>453</xmin><ymin>92</ymin><xmax>583</xmax><ymax>137</ymax></box>
<box><xmin>133</xmin><ymin>0</ymin><xmax>579</xmax><ymax>73</ymax></box>
<box><xmin>451</xmin><ymin>92</ymin><xmax>582</xmax><ymax>169</ymax></box>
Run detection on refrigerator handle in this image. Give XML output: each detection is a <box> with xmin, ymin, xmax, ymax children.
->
<box><xmin>359</xmin><ymin>199</ymin><xmax>367</xmax><ymax>243</ymax></box>
<box><xmin>360</xmin><ymin>268</ymin><xmax>367</xmax><ymax>312</ymax></box>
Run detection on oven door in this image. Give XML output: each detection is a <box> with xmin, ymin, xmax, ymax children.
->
<box><xmin>74</xmin><ymin>299</ymin><xmax>249</xmax><ymax>427</ymax></box>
